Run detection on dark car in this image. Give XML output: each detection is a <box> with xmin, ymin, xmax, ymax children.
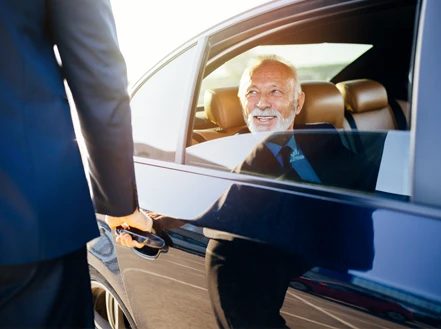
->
<box><xmin>87</xmin><ymin>0</ymin><xmax>441</xmax><ymax>328</ymax></box>
<box><xmin>290</xmin><ymin>276</ymin><xmax>414</xmax><ymax>322</ymax></box>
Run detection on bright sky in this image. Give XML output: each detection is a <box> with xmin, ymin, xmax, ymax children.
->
<box><xmin>110</xmin><ymin>0</ymin><xmax>269</xmax><ymax>84</ymax></box>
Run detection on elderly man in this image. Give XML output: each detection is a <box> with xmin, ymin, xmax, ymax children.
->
<box><xmin>230</xmin><ymin>55</ymin><xmax>377</xmax><ymax>191</ymax></box>
<box><xmin>202</xmin><ymin>55</ymin><xmax>377</xmax><ymax>329</ymax></box>
<box><xmin>239</xmin><ymin>55</ymin><xmax>305</xmax><ymax>133</ymax></box>
<box><xmin>203</xmin><ymin>56</ymin><xmax>314</xmax><ymax>329</ymax></box>
<box><xmin>233</xmin><ymin>55</ymin><xmax>324</xmax><ymax>185</ymax></box>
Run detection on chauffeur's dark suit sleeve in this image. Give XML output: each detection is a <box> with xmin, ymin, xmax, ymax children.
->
<box><xmin>47</xmin><ymin>0</ymin><xmax>137</xmax><ymax>216</ymax></box>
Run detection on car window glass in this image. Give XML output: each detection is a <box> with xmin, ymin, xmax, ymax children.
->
<box><xmin>131</xmin><ymin>46</ymin><xmax>197</xmax><ymax>162</ymax></box>
<box><xmin>186</xmin><ymin>6</ymin><xmax>416</xmax><ymax>201</ymax></box>
<box><xmin>187</xmin><ymin>129</ymin><xmax>409</xmax><ymax>198</ymax></box>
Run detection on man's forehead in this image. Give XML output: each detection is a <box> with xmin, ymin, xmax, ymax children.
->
<box><xmin>246</xmin><ymin>70</ymin><xmax>294</xmax><ymax>89</ymax></box>
<box><xmin>249</xmin><ymin>63</ymin><xmax>293</xmax><ymax>81</ymax></box>
<box><xmin>253</xmin><ymin>61</ymin><xmax>290</xmax><ymax>73</ymax></box>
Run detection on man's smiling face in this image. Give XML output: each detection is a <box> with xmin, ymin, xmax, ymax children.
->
<box><xmin>241</xmin><ymin>61</ymin><xmax>299</xmax><ymax>133</ymax></box>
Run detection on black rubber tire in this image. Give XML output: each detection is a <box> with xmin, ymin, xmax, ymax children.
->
<box><xmin>89</xmin><ymin>266</ymin><xmax>137</xmax><ymax>329</ymax></box>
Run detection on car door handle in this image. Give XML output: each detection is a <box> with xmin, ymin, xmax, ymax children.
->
<box><xmin>116</xmin><ymin>221</ymin><xmax>172</xmax><ymax>260</ymax></box>
<box><xmin>116</xmin><ymin>226</ymin><xmax>166</xmax><ymax>249</ymax></box>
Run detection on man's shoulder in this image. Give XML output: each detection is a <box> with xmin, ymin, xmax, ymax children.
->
<box><xmin>234</xmin><ymin>142</ymin><xmax>272</xmax><ymax>172</ymax></box>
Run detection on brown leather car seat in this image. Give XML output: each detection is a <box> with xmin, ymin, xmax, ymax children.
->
<box><xmin>297</xmin><ymin>81</ymin><xmax>345</xmax><ymax>128</ymax></box>
<box><xmin>193</xmin><ymin>87</ymin><xmax>247</xmax><ymax>142</ymax></box>
<box><xmin>336</xmin><ymin>79</ymin><xmax>397</xmax><ymax>131</ymax></box>
<box><xmin>193</xmin><ymin>81</ymin><xmax>346</xmax><ymax>143</ymax></box>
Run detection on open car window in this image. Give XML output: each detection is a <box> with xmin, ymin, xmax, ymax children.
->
<box><xmin>187</xmin><ymin>36</ymin><xmax>412</xmax><ymax>200</ymax></box>
<box><xmin>186</xmin><ymin>129</ymin><xmax>410</xmax><ymax>199</ymax></box>
<box><xmin>198</xmin><ymin>43</ymin><xmax>372</xmax><ymax>106</ymax></box>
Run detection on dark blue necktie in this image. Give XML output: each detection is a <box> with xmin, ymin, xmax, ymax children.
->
<box><xmin>279</xmin><ymin>146</ymin><xmax>292</xmax><ymax>169</ymax></box>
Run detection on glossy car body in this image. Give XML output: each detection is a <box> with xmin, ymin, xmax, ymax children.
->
<box><xmin>87</xmin><ymin>0</ymin><xmax>441</xmax><ymax>328</ymax></box>
<box><xmin>290</xmin><ymin>276</ymin><xmax>415</xmax><ymax>322</ymax></box>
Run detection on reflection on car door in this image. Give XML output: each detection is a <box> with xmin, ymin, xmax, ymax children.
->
<box><xmin>116</xmin><ymin>157</ymin><xmax>441</xmax><ymax>328</ymax></box>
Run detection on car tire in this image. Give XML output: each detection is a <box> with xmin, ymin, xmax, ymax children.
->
<box><xmin>89</xmin><ymin>266</ymin><xmax>136</xmax><ymax>329</ymax></box>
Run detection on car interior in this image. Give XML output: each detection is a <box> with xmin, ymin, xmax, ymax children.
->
<box><xmin>191</xmin><ymin>0</ymin><xmax>415</xmax><ymax>141</ymax></box>
<box><xmin>192</xmin><ymin>78</ymin><xmax>402</xmax><ymax>142</ymax></box>
<box><xmin>186</xmin><ymin>0</ymin><xmax>416</xmax><ymax>198</ymax></box>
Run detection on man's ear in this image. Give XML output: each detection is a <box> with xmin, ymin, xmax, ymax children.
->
<box><xmin>295</xmin><ymin>92</ymin><xmax>305</xmax><ymax>115</ymax></box>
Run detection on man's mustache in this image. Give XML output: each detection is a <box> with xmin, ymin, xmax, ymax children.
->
<box><xmin>246</xmin><ymin>108</ymin><xmax>295</xmax><ymax>133</ymax></box>
<box><xmin>248</xmin><ymin>108</ymin><xmax>283</xmax><ymax>119</ymax></box>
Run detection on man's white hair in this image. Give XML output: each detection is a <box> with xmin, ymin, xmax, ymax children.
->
<box><xmin>237</xmin><ymin>54</ymin><xmax>302</xmax><ymax>104</ymax></box>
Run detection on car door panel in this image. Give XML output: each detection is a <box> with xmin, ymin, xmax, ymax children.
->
<box><xmin>115</xmin><ymin>244</ymin><xmax>215</xmax><ymax>329</ymax></box>
<box><xmin>117</xmin><ymin>162</ymin><xmax>441</xmax><ymax>328</ymax></box>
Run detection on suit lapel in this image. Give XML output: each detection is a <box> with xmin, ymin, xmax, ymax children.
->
<box><xmin>236</xmin><ymin>130</ymin><xmax>376</xmax><ymax>191</ymax></box>
<box><xmin>253</xmin><ymin>144</ymin><xmax>286</xmax><ymax>178</ymax></box>
<box><xmin>294</xmin><ymin>132</ymin><xmax>339</xmax><ymax>186</ymax></box>
<box><xmin>235</xmin><ymin>142</ymin><xmax>285</xmax><ymax>178</ymax></box>
<box><xmin>262</xmin><ymin>133</ymin><xmax>303</xmax><ymax>182</ymax></box>
<box><xmin>295</xmin><ymin>131</ymin><xmax>362</xmax><ymax>189</ymax></box>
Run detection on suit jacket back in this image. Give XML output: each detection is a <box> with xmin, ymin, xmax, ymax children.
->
<box><xmin>0</xmin><ymin>0</ymin><xmax>136</xmax><ymax>264</ymax></box>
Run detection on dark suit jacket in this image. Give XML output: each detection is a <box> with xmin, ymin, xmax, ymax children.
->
<box><xmin>0</xmin><ymin>0</ymin><xmax>137</xmax><ymax>265</ymax></box>
<box><xmin>195</xmin><ymin>129</ymin><xmax>378</xmax><ymax>271</ymax></box>
<box><xmin>236</xmin><ymin>129</ymin><xmax>379</xmax><ymax>192</ymax></box>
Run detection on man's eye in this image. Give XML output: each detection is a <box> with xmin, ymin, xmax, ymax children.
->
<box><xmin>271</xmin><ymin>89</ymin><xmax>281</xmax><ymax>94</ymax></box>
<box><xmin>247</xmin><ymin>90</ymin><xmax>258</xmax><ymax>96</ymax></box>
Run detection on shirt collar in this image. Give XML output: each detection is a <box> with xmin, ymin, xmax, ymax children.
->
<box><xmin>266</xmin><ymin>134</ymin><xmax>298</xmax><ymax>158</ymax></box>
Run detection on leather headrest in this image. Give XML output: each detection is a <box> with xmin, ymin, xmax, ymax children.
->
<box><xmin>296</xmin><ymin>81</ymin><xmax>344</xmax><ymax>129</ymax></box>
<box><xmin>204</xmin><ymin>87</ymin><xmax>245</xmax><ymax>130</ymax></box>
<box><xmin>336</xmin><ymin>79</ymin><xmax>388</xmax><ymax>113</ymax></box>
<box><xmin>204</xmin><ymin>81</ymin><xmax>345</xmax><ymax>129</ymax></box>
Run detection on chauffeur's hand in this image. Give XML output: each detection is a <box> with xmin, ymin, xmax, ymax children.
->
<box><xmin>106</xmin><ymin>208</ymin><xmax>153</xmax><ymax>248</ymax></box>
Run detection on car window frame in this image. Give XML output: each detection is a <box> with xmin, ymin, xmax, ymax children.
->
<box><xmin>129</xmin><ymin>42</ymin><xmax>199</xmax><ymax>163</ymax></box>
<box><xmin>176</xmin><ymin>37</ymin><xmax>210</xmax><ymax>164</ymax></box>
<box><xmin>179</xmin><ymin>0</ymin><xmax>441</xmax><ymax>216</ymax></box>
<box><xmin>410</xmin><ymin>0</ymin><xmax>441</xmax><ymax>208</ymax></box>
<box><xmin>131</xmin><ymin>0</ymin><xmax>440</xmax><ymax>218</ymax></box>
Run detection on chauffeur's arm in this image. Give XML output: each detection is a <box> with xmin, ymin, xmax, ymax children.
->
<box><xmin>48</xmin><ymin>0</ymin><xmax>154</xmax><ymax>247</ymax></box>
<box><xmin>48</xmin><ymin>0</ymin><xmax>138</xmax><ymax>217</ymax></box>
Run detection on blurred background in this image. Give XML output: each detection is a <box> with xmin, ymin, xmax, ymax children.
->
<box><xmin>109</xmin><ymin>0</ymin><xmax>269</xmax><ymax>85</ymax></box>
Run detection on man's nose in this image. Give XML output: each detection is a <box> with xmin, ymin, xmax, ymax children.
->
<box><xmin>256</xmin><ymin>94</ymin><xmax>271</xmax><ymax>110</ymax></box>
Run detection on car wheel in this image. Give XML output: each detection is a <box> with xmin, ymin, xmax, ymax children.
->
<box><xmin>290</xmin><ymin>281</ymin><xmax>310</xmax><ymax>292</ymax></box>
<box><xmin>90</xmin><ymin>268</ymin><xmax>135</xmax><ymax>329</ymax></box>
<box><xmin>385</xmin><ymin>311</ymin><xmax>407</xmax><ymax>322</ymax></box>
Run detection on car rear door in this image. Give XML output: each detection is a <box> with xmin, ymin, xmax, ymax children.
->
<box><xmin>115</xmin><ymin>1</ymin><xmax>441</xmax><ymax>328</ymax></box>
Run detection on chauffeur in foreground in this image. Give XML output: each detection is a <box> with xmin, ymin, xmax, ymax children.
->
<box><xmin>0</xmin><ymin>1</ymin><xmax>152</xmax><ymax>327</ymax></box>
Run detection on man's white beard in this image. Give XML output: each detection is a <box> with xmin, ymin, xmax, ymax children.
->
<box><xmin>246</xmin><ymin>108</ymin><xmax>295</xmax><ymax>133</ymax></box>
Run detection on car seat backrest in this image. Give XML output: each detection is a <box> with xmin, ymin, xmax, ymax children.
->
<box><xmin>194</xmin><ymin>81</ymin><xmax>345</xmax><ymax>143</ymax></box>
<box><xmin>297</xmin><ymin>81</ymin><xmax>345</xmax><ymax>129</ymax></box>
<box><xmin>336</xmin><ymin>79</ymin><xmax>397</xmax><ymax>131</ymax></box>
<box><xmin>191</xmin><ymin>88</ymin><xmax>247</xmax><ymax>143</ymax></box>
<box><xmin>205</xmin><ymin>87</ymin><xmax>247</xmax><ymax>132</ymax></box>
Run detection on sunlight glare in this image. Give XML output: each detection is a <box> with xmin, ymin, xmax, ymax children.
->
<box><xmin>110</xmin><ymin>0</ymin><xmax>269</xmax><ymax>84</ymax></box>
